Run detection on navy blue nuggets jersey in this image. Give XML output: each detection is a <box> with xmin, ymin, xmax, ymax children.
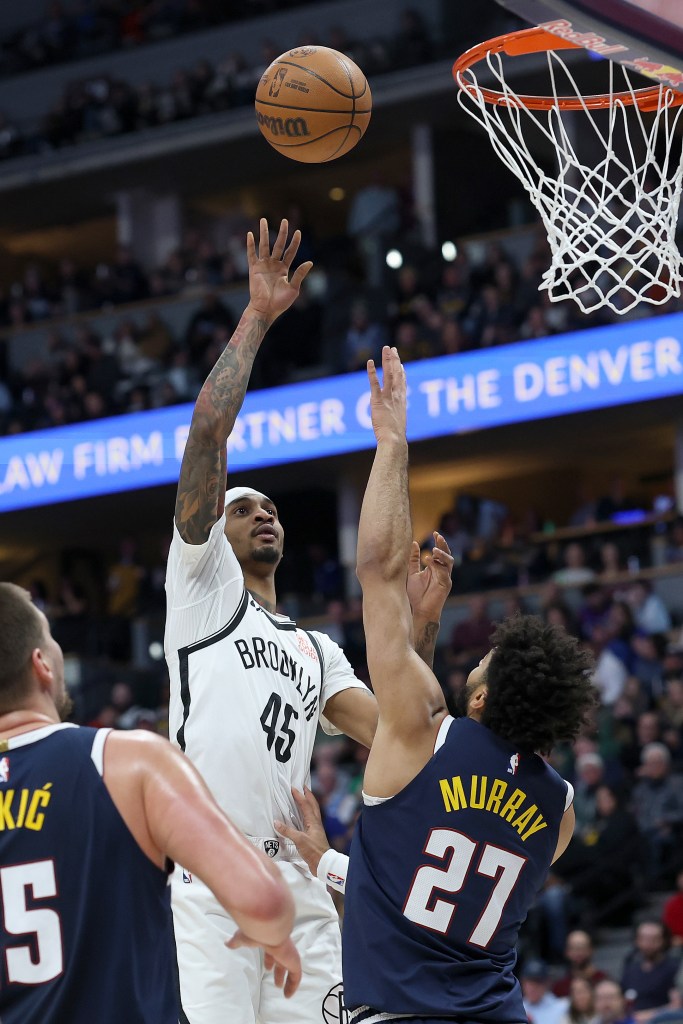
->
<box><xmin>343</xmin><ymin>716</ymin><xmax>571</xmax><ymax>1024</ymax></box>
<box><xmin>0</xmin><ymin>723</ymin><xmax>177</xmax><ymax>1024</ymax></box>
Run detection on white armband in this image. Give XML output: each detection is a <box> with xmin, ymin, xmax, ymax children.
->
<box><xmin>317</xmin><ymin>848</ymin><xmax>349</xmax><ymax>895</ymax></box>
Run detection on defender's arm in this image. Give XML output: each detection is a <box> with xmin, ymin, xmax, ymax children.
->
<box><xmin>356</xmin><ymin>349</ymin><xmax>447</xmax><ymax>795</ymax></box>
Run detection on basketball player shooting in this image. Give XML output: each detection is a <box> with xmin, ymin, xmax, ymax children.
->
<box><xmin>0</xmin><ymin>583</ymin><xmax>300</xmax><ymax>1024</ymax></box>
<box><xmin>288</xmin><ymin>346</ymin><xmax>597</xmax><ymax>1024</ymax></box>
<box><xmin>165</xmin><ymin>220</ymin><xmax>454</xmax><ymax>1024</ymax></box>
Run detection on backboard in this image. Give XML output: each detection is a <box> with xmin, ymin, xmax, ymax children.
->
<box><xmin>495</xmin><ymin>0</ymin><xmax>683</xmax><ymax>90</ymax></box>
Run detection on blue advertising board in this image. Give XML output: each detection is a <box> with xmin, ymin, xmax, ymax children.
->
<box><xmin>2</xmin><ymin>312</ymin><xmax>683</xmax><ymax>512</ymax></box>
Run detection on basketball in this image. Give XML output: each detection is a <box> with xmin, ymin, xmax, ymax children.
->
<box><xmin>255</xmin><ymin>46</ymin><xmax>371</xmax><ymax>163</ymax></box>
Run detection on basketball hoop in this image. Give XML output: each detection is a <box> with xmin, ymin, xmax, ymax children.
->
<box><xmin>453</xmin><ymin>27</ymin><xmax>683</xmax><ymax>314</ymax></box>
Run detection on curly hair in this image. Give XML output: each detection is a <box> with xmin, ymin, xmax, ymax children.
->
<box><xmin>481</xmin><ymin>615</ymin><xmax>597</xmax><ymax>753</ymax></box>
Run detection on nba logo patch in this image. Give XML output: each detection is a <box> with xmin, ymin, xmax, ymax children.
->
<box><xmin>182</xmin><ymin>869</ymin><xmax>193</xmax><ymax>884</ymax></box>
<box><xmin>507</xmin><ymin>753</ymin><xmax>520</xmax><ymax>776</ymax></box>
<box><xmin>264</xmin><ymin>839</ymin><xmax>279</xmax><ymax>858</ymax></box>
<box><xmin>0</xmin><ymin>757</ymin><xmax>9</xmax><ymax>783</ymax></box>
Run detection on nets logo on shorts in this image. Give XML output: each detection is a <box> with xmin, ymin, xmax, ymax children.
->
<box><xmin>264</xmin><ymin>839</ymin><xmax>280</xmax><ymax>858</ymax></box>
<box><xmin>322</xmin><ymin>982</ymin><xmax>347</xmax><ymax>1023</ymax></box>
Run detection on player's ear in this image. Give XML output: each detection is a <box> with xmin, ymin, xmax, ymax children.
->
<box><xmin>31</xmin><ymin>647</ymin><xmax>54</xmax><ymax>690</ymax></box>
<box><xmin>469</xmin><ymin>686</ymin><xmax>487</xmax><ymax>712</ymax></box>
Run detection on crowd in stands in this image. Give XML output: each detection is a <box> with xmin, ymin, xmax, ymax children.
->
<box><xmin>4</xmin><ymin>210</ymin><xmax>683</xmax><ymax>435</ymax></box>
<box><xmin>0</xmin><ymin>0</ymin><xmax>318</xmax><ymax>78</ymax></box>
<box><xmin>0</xmin><ymin>10</ymin><xmax>435</xmax><ymax>160</ymax></box>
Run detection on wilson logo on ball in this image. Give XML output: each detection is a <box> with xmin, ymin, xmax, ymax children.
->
<box><xmin>256</xmin><ymin>112</ymin><xmax>310</xmax><ymax>137</ymax></box>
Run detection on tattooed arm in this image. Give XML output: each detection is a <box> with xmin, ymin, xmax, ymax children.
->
<box><xmin>406</xmin><ymin>533</ymin><xmax>454</xmax><ymax>669</ymax></box>
<box><xmin>175</xmin><ymin>218</ymin><xmax>312</xmax><ymax>544</ymax></box>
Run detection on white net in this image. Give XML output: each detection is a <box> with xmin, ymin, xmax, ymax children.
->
<box><xmin>456</xmin><ymin>50</ymin><xmax>683</xmax><ymax>314</ymax></box>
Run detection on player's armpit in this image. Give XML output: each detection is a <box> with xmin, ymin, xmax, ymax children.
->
<box><xmin>322</xmin><ymin>687</ymin><xmax>378</xmax><ymax>749</ymax></box>
<box><xmin>551</xmin><ymin>804</ymin><xmax>575</xmax><ymax>864</ymax></box>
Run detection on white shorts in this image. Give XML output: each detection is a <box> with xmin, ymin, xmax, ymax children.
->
<box><xmin>173</xmin><ymin>858</ymin><xmax>343</xmax><ymax>1024</ymax></box>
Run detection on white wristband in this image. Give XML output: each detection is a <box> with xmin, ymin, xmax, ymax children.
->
<box><xmin>317</xmin><ymin>848</ymin><xmax>349</xmax><ymax>895</ymax></box>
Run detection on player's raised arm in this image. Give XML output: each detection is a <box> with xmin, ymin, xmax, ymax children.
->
<box><xmin>356</xmin><ymin>348</ymin><xmax>447</xmax><ymax>794</ymax></box>
<box><xmin>175</xmin><ymin>218</ymin><xmax>312</xmax><ymax>544</ymax></box>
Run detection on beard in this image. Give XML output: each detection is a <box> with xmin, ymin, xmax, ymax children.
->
<box><xmin>251</xmin><ymin>545</ymin><xmax>281</xmax><ymax>565</ymax></box>
<box><xmin>56</xmin><ymin>690</ymin><xmax>74</xmax><ymax>722</ymax></box>
<box><xmin>454</xmin><ymin>688</ymin><xmax>469</xmax><ymax>718</ymax></box>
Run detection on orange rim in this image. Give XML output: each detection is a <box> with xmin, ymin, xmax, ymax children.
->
<box><xmin>453</xmin><ymin>26</ymin><xmax>683</xmax><ymax>113</ymax></box>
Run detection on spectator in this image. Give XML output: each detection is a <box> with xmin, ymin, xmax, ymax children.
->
<box><xmin>521</xmin><ymin>959</ymin><xmax>569</xmax><ymax>1024</ymax></box>
<box><xmin>343</xmin><ymin>301</ymin><xmax>387</xmax><ymax>372</ymax></box>
<box><xmin>554</xmin><ymin>785</ymin><xmax>642</xmax><ymax>928</ymax></box>
<box><xmin>553</xmin><ymin>930</ymin><xmax>609</xmax><ymax>998</ymax></box>
<box><xmin>448</xmin><ymin>594</ymin><xmax>493</xmax><ymax>667</ymax></box>
<box><xmin>592</xmin><ymin>625</ymin><xmax>629</xmax><ymax>708</ymax></box>
<box><xmin>592</xmin><ymin>979</ymin><xmax>635</xmax><ymax>1024</ymax></box>
<box><xmin>665</xmin><ymin>518</ymin><xmax>683</xmax><ymax>564</ymax></box>
<box><xmin>620</xmin><ymin>921</ymin><xmax>683</xmax><ymax>1020</ymax></box>
<box><xmin>662</xmin><ymin>869</ymin><xmax>683</xmax><ymax>947</ymax></box>
<box><xmin>597</xmin><ymin>478</ymin><xmax>634</xmax><ymax>523</ymax></box>
<box><xmin>631</xmin><ymin>744</ymin><xmax>683</xmax><ymax>887</ymax></box>
<box><xmin>628</xmin><ymin>581</ymin><xmax>672</xmax><ymax>636</ymax></box>
<box><xmin>600</xmin><ymin>541</ymin><xmax>625</xmax><ymax>581</ymax></box>
<box><xmin>573</xmin><ymin>754</ymin><xmax>605</xmax><ymax>834</ymax></box>
<box><xmin>559</xmin><ymin>977</ymin><xmax>596</xmax><ymax>1024</ymax></box>
<box><xmin>659</xmin><ymin>678</ymin><xmax>683</xmax><ymax>730</ymax></box>
<box><xmin>553</xmin><ymin>543</ymin><xmax>596</xmax><ymax>587</ymax></box>
<box><xmin>184</xmin><ymin>290</ymin><xmax>235</xmax><ymax>361</ymax></box>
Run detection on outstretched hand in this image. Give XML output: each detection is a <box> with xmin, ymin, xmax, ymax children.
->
<box><xmin>407</xmin><ymin>531</ymin><xmax>454</xmax><ymax>621</ymax></box>
<box><xmin>274</xmin><ymin>787</ymin><xmax>329</xmax><ymax>876</ymax></box>
<box><xmin>247</xmin><ymin>217</ymin><xmax>313</xmax><ymax>324</ymax></box>
<box><xmin>367</xmin><ymin>345</ymin><xmax>407</xmax><ymax>445</ymax></box>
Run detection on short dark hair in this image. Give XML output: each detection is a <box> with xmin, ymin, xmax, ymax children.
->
<box><xmin>0</xmin><ymin>583</ymin><xmax>44</xmax><ymax>712</ymax></box>
<box><xmin>482</xmin><ymin>615</ymin><xmax>597</xmax><ymax>753</ymax></box>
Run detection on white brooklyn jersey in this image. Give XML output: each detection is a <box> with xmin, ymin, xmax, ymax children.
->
<box><xmin>165</xmin><ymin>513</ymin><xmax>369</xmax><ymax>840</ymax></box>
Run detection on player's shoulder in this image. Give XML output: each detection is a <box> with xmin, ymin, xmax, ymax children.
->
<box><xmin>105</xmin><ymin>728</ymin><xmax>172</xmax><ymax>764</ymax></box>
<box><xmin>169</xmin><ymin>512</ymin><xmax>228</xmax><ymax>555</ymax></box>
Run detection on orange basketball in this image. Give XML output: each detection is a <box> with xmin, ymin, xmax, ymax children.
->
<box><xmin>255</xmin><ymin>45</ymin><xmax>371</xmax><ymax>163</ymax></box>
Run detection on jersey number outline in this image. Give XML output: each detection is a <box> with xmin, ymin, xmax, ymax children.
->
<box><xmin>1</xmin><ymin>859</ymin><xmax>64</xmax><ymax>985</ymax></box>
<box><xmin>403</xmin><ymin>828</ymin><xmax>526</xmax><ymax>948</ymax></box>
<box><xmin>260</xmin><ymin>692</ymin><xmax>298</xmax><ymax>763</ymax></box>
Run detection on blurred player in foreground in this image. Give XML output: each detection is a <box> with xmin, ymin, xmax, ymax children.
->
<box><xmin>0</xmin><ymin>582</ymin><xmax>300</xmax><ymax>1024</ymax></box>
<box><xmin>283</xmin><ymin>346</ymin><xmax>597</xmax><ymax>1024</ymax></box>
<box><xmin>165</xmin><ymin>218</ymin><xmax>453</xmax><ymax>1024</ymax></box>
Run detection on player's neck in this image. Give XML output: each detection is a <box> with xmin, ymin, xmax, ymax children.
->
<box><xmin>244</xmin><ymin>576</ymin><xmax>278</xmax><ymax>614</ymax></box>
<box><xmin>0</xmin><ymin>708</ymin><xmax>60</xmax><ymax>740</ymax></box>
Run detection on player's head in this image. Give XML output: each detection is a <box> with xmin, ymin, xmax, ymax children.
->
<box><xmin>0</xmin><ymin>583</ymin><xmax>70</xmax><ymax>719</ymax></box>
<box><xmin>224</xmin><ymin>486</ymin><xmax>284</xmax><ymax>573</ymax></box>
<box><xmin>460</xmin><ymin>615</ymin><xmax>596</xmax><ymax>753</ymax></box>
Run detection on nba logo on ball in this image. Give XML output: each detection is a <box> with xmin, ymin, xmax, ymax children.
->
<box><xmin>322</xmin><ymin>983</ymin><xmax>347</xmax><ymax>1023</ymax></box>
<box><xmin>255</xmin><ymin>46</ymin><xmax>372</xmax><ymax>163</ymax></box>
<box><xmin>264</xmin><ymin>839</ymin><xmax>280</xmax><ymax>858</ymax></box>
